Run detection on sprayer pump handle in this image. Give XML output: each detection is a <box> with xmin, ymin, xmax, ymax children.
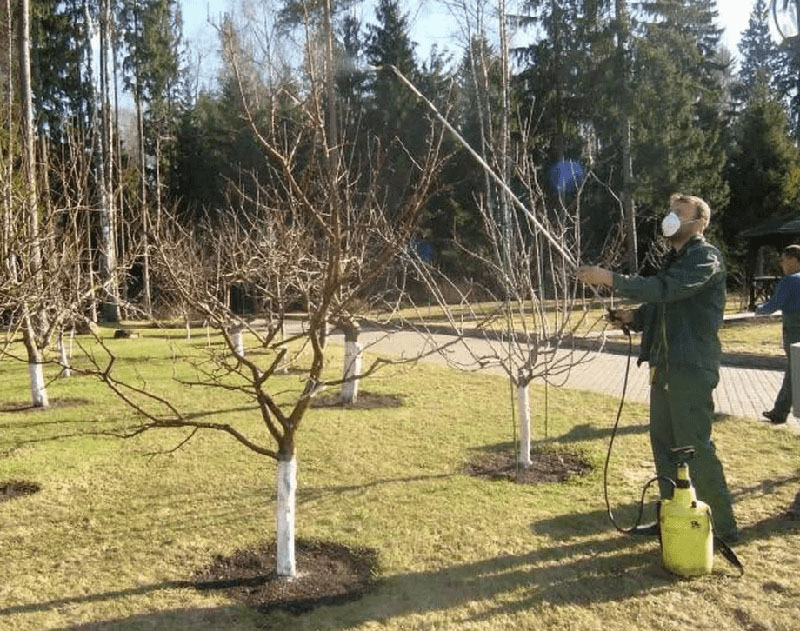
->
<box><xmin>670</xmin><ymin>445</ymin><xmax>696</xmax><ymax>464</ymax></box>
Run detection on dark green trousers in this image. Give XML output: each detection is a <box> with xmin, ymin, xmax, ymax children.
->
<box><xmin>650</xmin><ymin>365</ymin><xmax>738</xmax><ymax>540</ymax></box>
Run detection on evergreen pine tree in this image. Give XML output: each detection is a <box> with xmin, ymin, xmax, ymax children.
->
<box><xmin>725</xmin><ymin>83</ymin><xmax>800</xmax><ymax>264</ymax></box>
<box><xmin>364</xmin><ymin>0</ymin><xmax>419</xmax><ymax>146</ymax></box>
<box><xmin>30</xmin><ymin>0</ymin><xmax>93</xmax><ymax>136</ymax></box>
<box><xmin>631</xmin><ymin>0</ymin><xmax>729</xmax><ymax>243</ymax></box>
<box><xmin>735</xmin><ymin>0</ymin><xmax>781</xmax><ymax>106</ymax></box>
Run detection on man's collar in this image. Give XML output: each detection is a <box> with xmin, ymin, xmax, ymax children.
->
<box><xmin>674</xmin><ymin>234</ymin><xmax>704</xmax><ymax>256</ymax></box>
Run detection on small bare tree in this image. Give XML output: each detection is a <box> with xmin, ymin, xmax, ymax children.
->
<box><xmin>80</xmin><ymin>2</ymin><xmax>447</xmax><ymax>580</ymax></box>
<box><xmin>0</xmin><ymin>120</ymin><xmax>119</xmax><ymax>405</ymax></box>
<box><xmin>382</xmin><ymin>23</ymin><xmax>615</xmax><ymax>468</ymax></box>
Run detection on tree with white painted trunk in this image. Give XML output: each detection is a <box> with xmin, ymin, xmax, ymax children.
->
<box><xmin>80</xmin><ymin>0</ymin><xmax>446</xmax><ymax>580</ymax></box>
<box><xmin>1</xmin><ymin>17</ymin><xmax>113</xmax><ymax>405</ymax></box>
<box><xmin>403</xmin><ymin>0</ymin><xmax>620</xmax><ymax>468</ymax></box>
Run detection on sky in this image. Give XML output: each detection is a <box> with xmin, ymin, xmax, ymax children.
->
<box><xmin>179</xmin><ymin>0</ymin><xmax>762</xmax><ymax>89</ymax></box>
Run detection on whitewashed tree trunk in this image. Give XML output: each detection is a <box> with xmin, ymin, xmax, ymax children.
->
<box><xmin>275</xmin><ymin>343</ymin><xmax>289</xmax><ymax>375</ymax></box>
<box><xmin>276</xmin><ymin>455</ymin><xmax>297</xmax><ymax>577</ymax></box>
<box><xmin>231</xmin><ymin>326</ymin><xmax>245</xmax><ymax>357</ymax></box>
<box><xmin>58</xmin><ymin>330</ymin><xmax>71</xmax><ymax>377</ymax></box>
<box><xmin>185</xmin><ymin>314</ymin><xmax>191</xmax><ymax>340</ymax></box>
<box><xmin>517</xmin><ymin>379</ymin><xmax>531</xmax><ymax>468</ymax></box>
<box><xmin>28</xmin><ymin>361</ymin><xmax>48</xmax><ymax>408</ymax></box>
<box><xmin>320</xmin><ymin>318</ymin><xmax>330</xmax><ymax>349</ymax></box>
<box><xmin>341</xmin><ymin>340</ymin><xmax>363</xmax><ymax>404</ymax></box>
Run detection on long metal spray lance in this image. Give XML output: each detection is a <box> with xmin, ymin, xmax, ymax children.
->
<box><xmin>379</xmin><ymin>63</ymin><xmax>579</xmax><ymax>272</ymax></box>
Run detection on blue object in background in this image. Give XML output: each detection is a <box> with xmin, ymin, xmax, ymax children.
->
<box><xmin>411</xmin><ymin>239</ymin><xmax>434</xmax><ymax>263</ymax></box>
<box><xmin>548</xmin><ymin>159</ymin><xmax>586</xmax><ymax>194</ymax></box>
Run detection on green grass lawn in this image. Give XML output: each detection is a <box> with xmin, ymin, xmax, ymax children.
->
<box><xmin>719</xmin><ymin>321</ymin><xmax>785</xmax><ymax>356</ymax></box>
<box><xmin>1</xmin><ymin>328</ymin><xmax>799</xmax><ymax>630</ymax></box>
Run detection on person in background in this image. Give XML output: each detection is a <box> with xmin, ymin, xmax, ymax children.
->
<box><xmin>577</xmin><ymin>193</ymin><xmax>738</xmax><ymax>543</ymax></box>
<box><xmin>756</xmin><ymin>244</ymin><xmax>800</xmax><ymax>425</ymax></box>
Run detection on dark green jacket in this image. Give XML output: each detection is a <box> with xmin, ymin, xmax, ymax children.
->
<box><xmin>611</xmin><ymin>235</ymin><xmax>725</xmax><ymax>372</ymax></box>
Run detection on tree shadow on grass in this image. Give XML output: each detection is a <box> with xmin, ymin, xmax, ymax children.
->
<box><xmin>16</xmin><ymin>535</ymin><xmax>669</xmax><ymax>631</ymax></box>
<box><xmin>47</xmin><ymin>605</ymin><xmax>260</xmax><ymax>631</ymax></box>
<box><xmin>730</xmin><ymin>472</ymin><xmax>800</xmax><ymax>501</ymax></box>
<box><xmin>0</xmin><ymin>398</ymin><xmax>91</xmax><ymax>413</ymax></box>
<box><xmin>530</xmin><ymin>501</ymin><xmax>661</xmax><ymax>540</ymax></box>
<box><xmin>549</xmin><ymin>421</ymin><xmax>649</xmax><ymax>444</ymax></box>
<box><xmin>12</xmin><ymin>504</ymin><xmax>800</xmax><ymax>631</ymax></box>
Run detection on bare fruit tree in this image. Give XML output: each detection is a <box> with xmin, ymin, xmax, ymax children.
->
<box><xmin>80</xmin><ymin>2</ymin><xmax>446</xmax><ymax>579</ymax></box>
<box><xmin>0</xmin><ymin>123</ymin><xmax>117</xmax><ymax>405</ymax></box>
<box><xmin>1</xmin><ymin>0</ymin><xmax>106</xmax><ymax>408</ymax></box>
<box><xmin>392</xmin><ymin>0</ymin><xmax>617</xmax><ymax>468</ymax></box>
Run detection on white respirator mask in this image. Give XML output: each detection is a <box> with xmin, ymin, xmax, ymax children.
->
<box><xmin>661</xmin><ymin>211</ymin><xmax>682</xmax><ymax>238</ymax></box>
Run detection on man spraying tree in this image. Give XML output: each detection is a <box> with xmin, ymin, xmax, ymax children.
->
<box><xmin>577</xmin><ymin>193</ymin><xmax>738</xmax><ymax>544</ymax></box>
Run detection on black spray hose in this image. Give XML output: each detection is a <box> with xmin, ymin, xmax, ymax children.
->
<box><xmin>603</xmin><ymin>325</ymin><xmax>676</xmax><ymax>536</ymax></box>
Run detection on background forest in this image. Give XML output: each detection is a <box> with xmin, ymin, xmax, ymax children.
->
<box><xmin>2</xmin><ymin>0</ymin><xmax>800</xmax><ymax>315</ymax></box>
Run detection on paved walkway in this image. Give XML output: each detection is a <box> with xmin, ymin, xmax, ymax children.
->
<box><xmin>326</xmin><ymin>328</ymin><xmax>800</xmax><ymax>435</ymax></box>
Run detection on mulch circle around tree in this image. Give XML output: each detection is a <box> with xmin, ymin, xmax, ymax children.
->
<box><xmin>310</xmin><ymin>391</ymin><xmax>403</xmax><ymax>409</ymax></box>
<box><xmin>0</xmin><ymin>480</ymin><xmax>41</xmax><ymax>503</ymax></box>
<box><xmin>193</xmin><ymin>540</ymin><xmax>378</xmax><ymax>614</ymax></box>
<box><xmin>0</xmin><ymin>398</ymin><xmax>89</xmax><ymax>413</ymax></box>
<box><xmin>464</xmin><ymin>448</ymin><xmax>592</xmax><ymax>484</ymax></box>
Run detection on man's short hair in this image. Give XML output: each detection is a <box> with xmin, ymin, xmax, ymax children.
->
<box><xmin>670</xmin><ymin>193</ymin><xmax>711</xmax><ymax>229</ymax></box>
<box><xmin>782</xmin><ymin>244</ymin><xmax>800</xmax><ymax>262</ymax></box>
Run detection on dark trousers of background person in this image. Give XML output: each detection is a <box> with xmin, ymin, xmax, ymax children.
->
<box><xmin>771</xmin><ymin>312</ymin><xmax>800</xmax><ymax>422</ymax></box>
<box><xmin>649</xmin><ymin>365</ymin><xmax>738</xmax><ymax>541</ymax></box>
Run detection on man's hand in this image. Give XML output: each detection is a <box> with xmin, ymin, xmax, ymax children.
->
<box><xmin>606</xmin><ymin>308</ymin><xmax>634</xmax><ymax>329</ymax></box>
<box><xmin>577</xmin><ymin>266</ymin><xmax>613</xmax><ymax>287</ymax></box>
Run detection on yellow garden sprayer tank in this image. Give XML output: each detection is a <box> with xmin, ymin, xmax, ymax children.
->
<box><xmin>658</xmin><ymin>447</ymin><xmax>713</xmax><ymax>576</ymax></box>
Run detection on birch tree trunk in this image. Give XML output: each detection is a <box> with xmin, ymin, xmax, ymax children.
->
<box><xmin>19</xmin><ymin>0</ymin><xmax>48</xmax><ymax>408</ymax></box>
<box><xmin>2</xmin><ymin>0</ymin><xmax>13</xmax><ymax>281</ymax></box>
<box><xmin>18</xmin><ymin>0</ymin><xmax>41</xmax><ymax>292</ymax></box>
<box><xmin>498</xmin><ymin>0</ymin><xmax>513</xmax><ymax>278</ymax></box>
<box><xmin>98</xmin><ymin>0</ymin><xmax>119</xmax><ymax>322</ymax></box>
<box><xmin>616</xmin><ymin>0</ymin><xmax>637</xmax><ymax>272</ymax></box>
<box><xmin>276</xmin><ymin>454</ymin><xmax>297</xmax><ymax>577</ymax></box>
<box><xmin>134</xmin><ymin>3</ymin><xmax>152</xmax><ymax>317</ymax></box>
<box><xmin>82</xmin><ymin>0</ymin><xmax>98</xmax><ymax>321</ymax></box>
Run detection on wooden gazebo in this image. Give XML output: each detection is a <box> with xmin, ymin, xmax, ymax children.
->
<box><xmin>739</xmin><ymin>214</ymin><xmax>800</xmax><ymax>310</ymax></box>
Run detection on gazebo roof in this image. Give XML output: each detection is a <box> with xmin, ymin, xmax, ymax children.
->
<box><xmin>739</xmin><ymin>214</ymin><xmax>800</xmax><ymax>239</ymax></box>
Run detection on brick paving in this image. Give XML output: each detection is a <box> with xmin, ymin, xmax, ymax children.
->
<box><xmin>333</xmin><ymin>328</ymin><xmax>800</xmax><ymax>435</ymax></box>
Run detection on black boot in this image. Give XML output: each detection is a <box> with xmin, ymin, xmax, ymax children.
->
<box><xmin>762</xmin><ymin>410</ymin><xmax>787</xmax><ymax>424</ymax></box>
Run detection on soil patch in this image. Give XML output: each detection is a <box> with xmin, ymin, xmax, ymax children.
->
<box><xmin>0</xmin><ymin>397</ymin><xmax>90</xmax><ymax>413</ymax></box>
<box><xmin>310</xmin><ymin>391</ymin><xmax>403</xmax><ymax>409</ymax></box>
<box><xmin>0</xmin><ymin>480</ymin><xmax>41</xmax><ymax>502</ymax></box>
<box><xmin>464</xmin><ymin>448</ymin><xmax>592</xmax><ymax>484</ymax></box>
<box><xmin>193</xmin><ymin>540</ymin><xmax>378</xmax><ymax>614</ymax></box>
